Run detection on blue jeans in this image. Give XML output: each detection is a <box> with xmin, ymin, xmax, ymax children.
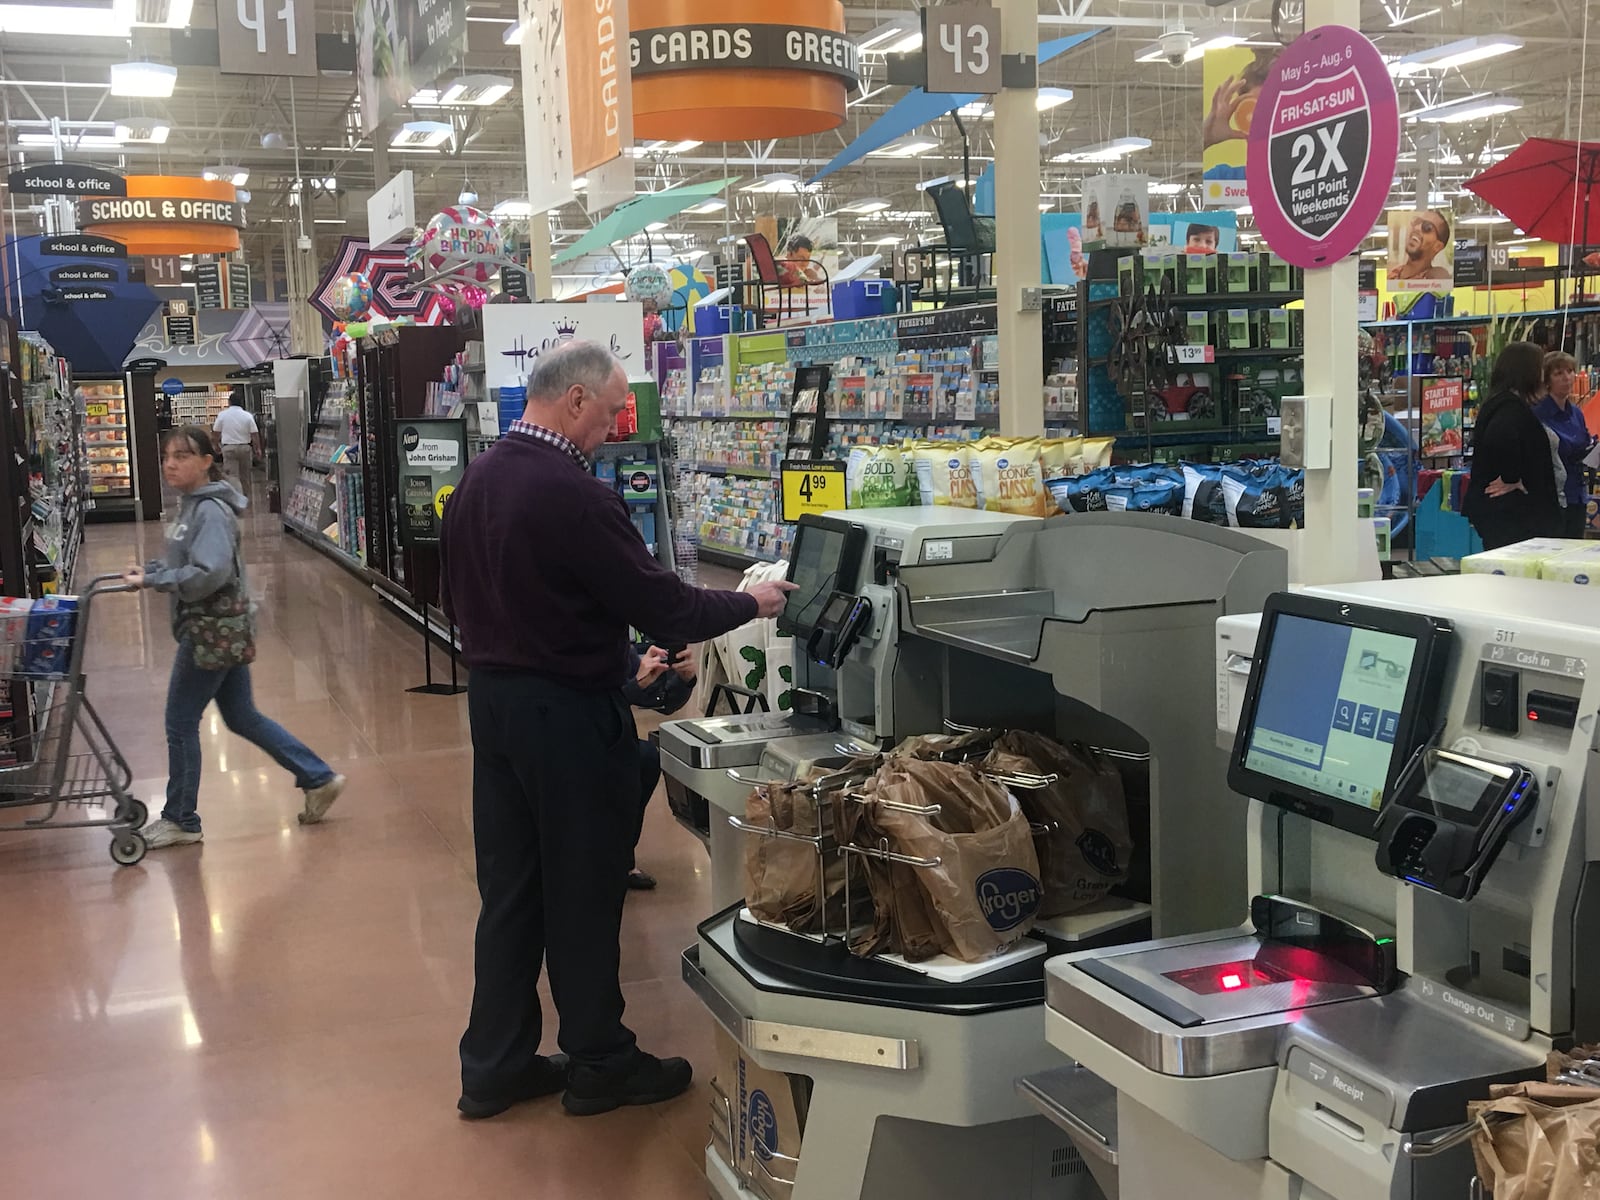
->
<box><xmin>163</xmin><ymin>641</ymin><xmax>335</xmax><ymax>832</ymax></box>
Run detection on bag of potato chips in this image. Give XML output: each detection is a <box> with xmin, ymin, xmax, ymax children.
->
<box><xmin>918</xmin><ymin>442</ymin><xmax>981</xmax><ymax>509</ymax></box>
<box><xmin>978</xmin><ymin>438</ymin><xmax>1051</xmax><ymax>518</ymax></box>
<box><xmin>1081</xmin><ymin>437</ymin><xmax>1117</xmax><ymax>470</ymax></box>
<box><xmin>856</xmin><ymin>444</ymin><xmax>914</xmax><ymax>508</ymax></box>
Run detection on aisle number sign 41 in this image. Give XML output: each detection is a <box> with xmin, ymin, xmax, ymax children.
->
<box><xmin>781</xmin><ymin>460</ymin><xmax>847</xmax><ymax>523</ymax></box>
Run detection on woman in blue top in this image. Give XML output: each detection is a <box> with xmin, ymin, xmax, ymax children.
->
<box><xmin>1536</xmin><ymin>352</ymin><xmax>1597</xmax><ymax>539</ymax></box>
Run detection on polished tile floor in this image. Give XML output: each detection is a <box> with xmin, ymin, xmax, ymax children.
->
<box><xmin>0</xmin><ymin>500</ymin><xmax>728</xmax><ymax>1198</ymax></box>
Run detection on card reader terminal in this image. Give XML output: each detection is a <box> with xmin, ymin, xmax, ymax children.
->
<box><xmin>1374</xmin><ymin>747</ymin><xmax>1539</xmax><ymax>901</ymax></box>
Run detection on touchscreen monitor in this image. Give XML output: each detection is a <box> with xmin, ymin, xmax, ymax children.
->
<box><xmin>778</xmin><ymin>516</ymin><xmax>865</xmax><ymax>637</ymax></box>
<box><xmin>1230</xmin><ymin>594</ymin><xmax>1452</xmax><ymax>838</ymax></box>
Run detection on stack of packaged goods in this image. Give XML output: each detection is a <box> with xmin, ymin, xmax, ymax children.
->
<box><xmin>1051</xmin><ymin>457</ymin><xmax>1307</xmax><ymax>529</ymax></box>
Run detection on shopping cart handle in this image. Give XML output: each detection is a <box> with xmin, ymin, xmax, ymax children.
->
<box><xmin>81</xmin><ymin>573</ymin><xmax>139</xmax><ymax>595</ymax></box>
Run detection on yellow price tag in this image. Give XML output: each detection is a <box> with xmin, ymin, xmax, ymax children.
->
<box><xmin>434</xmin><ymin>484</ymin><xmax>455</xmax><ymax>519</ymax></box>
<box><xmin>780</xmin><ymin>459</ymin><xmax>847</xmax><ymax>523</ymax></box>
<box><xmin>85</xmin><ymin>403</ymin><xmax>108</xmax><ymax>418</ymax></box>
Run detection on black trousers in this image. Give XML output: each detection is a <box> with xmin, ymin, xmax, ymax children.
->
<box><xmin>628</xmin><ymin>739</ymin><xmax>662</xmax><ymax>873</ymax></box>
<box><xmin>459</xmin><ymin>670</ymin><xmax>641</xmax><ymax>1092</ymax></box>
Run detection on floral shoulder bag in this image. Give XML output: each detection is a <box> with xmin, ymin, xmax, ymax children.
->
<box><xmin>175</xmin><ymin>501</ymin><xmax>256</xmax><ymax>670</ymax></box>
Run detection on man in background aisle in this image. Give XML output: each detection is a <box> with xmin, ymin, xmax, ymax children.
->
<box><xmin>440</xmin><ymin>340</ymin><xmax>795</xmax><ymax>1120</ymax></box>
<box><xmin>210</xmin><ymin>389</ymin><xmax>261</xmax><ymax>495</ymax></box>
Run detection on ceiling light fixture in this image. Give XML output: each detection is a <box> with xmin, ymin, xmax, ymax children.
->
<box><xmin>203</xmin><ymin>165</ymin><xmax>248</xmax><ymax>186</ymax></box>
<box><xmin>1410</xmin><ymin>93</ymin><xmax>1523</xmax><ymax>123</ymax></box>
<box><xmin>1458</xmin><ymin>213</ymin><xmax>1511</xmax><ymax>226</ymax></box>
<box><xmin>0</xmin><ymin>3</ymin><xmax>130</xmax><ymax>37</ymax></box>
<box><xmin>857</xmin><ymin>18</ymin><xmax>921</xmax><ymax>55</ymax></box>
<box><xmin>1388</xmin><ymin>5</ymin><xmax>1441</xmax><ymax>27</ymax></box>
<box><xmin>492</xmin><ymin>199</ymin><xmax>535</xmax><ymax>219</ymax></box>
<box><xmin>438</xmin><ymin>74</ymin><xmax>514</xmax><ymax>106</ymax></box>
<box><xmin>870</xmin><ymin>136</ymin><xmax>939</xmax><ymax>158</ymax></box>
<box><xmin>1036</xmin><ymin>87</ymin><xmax>1074</xmax><ymax>112</ymax></box>
<box><xmin>1390</xmin><ymin>35</ymin><xmax>1522</xmax><ymax>76</ymax></box>
<box><xmin>130</xmin><ymin>0</ymin><xmax>194</xmax><ymax>28</ymax></box>
<box><xmin>391</xmin><ymin>120</ymin><xmax>453</xmax><ymax>148</ymax></box>
<box><xmin>686</xmin><ymin>198</ymin><xmax>727</xmax><ymax>214</ymax></box>
<box><xmin>1052</xmin><ymin>136</ymin><xmax>1152</xmax><ymax>162</ymax></box>
<box><xmin>1148</xmin><ymin>181</ymin><xmax>1185</xmax><ymax>195</ymax></box>
<box><xmin>839</xmin><ymin>198</ymin><xmax>891</xmax><ymax>214</ymax></box>
<box><xmin>114</xmin><ymin>119</ymin><xmax>171</xmax><ymax>144</ymax></box>
<box><xmin>741</xmin><ymin>173</ymin><xmax>805</xmax><ymax>192</ymax></box>
<box><xmin>110</xmin><ymin>61</ymin><xmax>178</xmax><ymax>98</ymax></box>
<box><xmin>18</xmin><ymin>132</ymin><xmax>122</xmax><ymax>149</ymax></box>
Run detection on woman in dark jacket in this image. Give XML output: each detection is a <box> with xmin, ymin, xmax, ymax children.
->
<box><xmin>1463</xmin><ymin>341</ymin><xmax>1564</xmax><ymax>550</ymax></box>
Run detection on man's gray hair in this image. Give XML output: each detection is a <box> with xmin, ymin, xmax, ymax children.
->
<box><xmin>527</xmin><ymin>339</ymin><xmax>622</xmax><ymax>401</ymax></box>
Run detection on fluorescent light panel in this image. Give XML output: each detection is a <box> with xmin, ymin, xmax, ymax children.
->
<box><xmin>438</xmin><ymin>74</ymin><xmax>513</xmax><ymax>106</ymax></box>
<box><xmin>1052</xmin><ymin>136</ymin><xmax>1152</xmax><ymax>162</ymax></box>
<box><xmin>114</xmin><ymin>120</ymin><xmax>171</xmax><ymax>143</ymax></box>
<box><xmin>19</xmin><ymin>132</ymin><xmax>122</xmax><ymax>148</ymax></box>
<box><xmin>1134</xmin><ymin>31</ymin><xmax>1246</xmax><ymax>64</ymax></box>
<box><xmin>392</xmin><ymin>121</ymin><xmax>452</xmax><ymax>148</ymax></box>
<box><xmin>1459</xmin><ymin>213</ymin><xmax>1511</xmax><ymax>225</ymax></box>
<box><xmin>110</xmin><ymin>61</ymin><xmax>177</xmax><ymax>97</ymax></box>
<box><xmin>1390</xmin><ymin>35</ymin><xmax>1522</xmax><ymax>76</ymax></box>
<box><xmin>870</xmin><ymin>136</ymin><xmax>938</xmax><ymax>158</ymax></box>
<box><xmin>686</xmin><ymin>198</ymin><xmax>726</xmax><ymax>214</ymax></box>
<box><xmin>203</xmin><ymin>165</ymin><xmax>248</xmax><ymax>186</ymax></box>
<box><xmin>0</xmin><ymin>2</ymin><xmax>128</xmax><ymax>36</ymax></box>
<box><xmin>840</xmin><ymin>198</ymin><xmax>890</xmax><ymax>214</ymax></box>
<box><xmin>1410</xmin><ymin>93</ymin><xmax>1522</xmax><ymax>123</ymax></box>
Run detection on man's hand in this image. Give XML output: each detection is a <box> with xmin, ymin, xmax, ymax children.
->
<box><xmin>635</xmin><ymin>645</ymin><xmax>670</xmax><ymax>687</ymax></box>
<box><xmin>748</xmin><ymin>580</ymin><xmax>799</xmax><ymax>619</ymax></box>
<box><xmin>672</xmin><ymin>648</ymin><xmax>697</xmax><ymax>683</ymax></box>
<box><xmin>123</xmin><ymin>564</ymin><xmax>146</xmax><ymax>589</ymax></box>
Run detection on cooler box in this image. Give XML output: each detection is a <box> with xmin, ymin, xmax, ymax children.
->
<box><xmin>694</xmin><ymin>305</ymin><xmax>755</xmax><ymax>336</ymax></box>
<box><xmin>832</xmin><ymin>280</ymin><xmax>897</xmax><ymax>320</ymax></box>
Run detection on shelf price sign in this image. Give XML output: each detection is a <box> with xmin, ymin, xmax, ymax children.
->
<box><xmin>1246</xmin><ymin>26</ymin><xmax>1399</xmax><ymax>269</ymax></box>
<box><xmin>781</xmin><ymin>459</ymin><xmax>846</xmax><ymax>523</ymax></box>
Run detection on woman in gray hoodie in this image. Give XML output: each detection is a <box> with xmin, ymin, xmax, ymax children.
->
<box><xmin>124</xmin><ymin>426</ymin><xmax>345</xmax><ymax>849</ymax></box>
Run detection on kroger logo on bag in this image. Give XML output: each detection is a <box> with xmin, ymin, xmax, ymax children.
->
<box><xmin>976</xmin><ymin>867</ymin><xmax>1043</xmax><ymax>932</ymax></box>
<box><xmin>747</xmin><ymin>1090</ymin><xmax>778</xmax><ymax>1162</ymax></box>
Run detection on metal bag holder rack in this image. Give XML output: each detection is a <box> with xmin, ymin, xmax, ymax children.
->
<box><xmin>708</xmin><ymin>1076</ymin><xmax>802</xmax><ymax>1200</ymax></box>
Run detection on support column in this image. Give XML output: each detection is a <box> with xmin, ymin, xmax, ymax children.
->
<box><xmin>1297</xmin><ymin>0</ymin><xmax>1362</xmax><ymax>585</ymax></box>
<box><xmin>529</xmin><ymin>211</ymin><xmax>555</xmax><ymax>301</ymax></box>
<box><xmin>993</xmin><ymin>0</ymin><xmax>1042</xmax><ymax>437</ymax></box>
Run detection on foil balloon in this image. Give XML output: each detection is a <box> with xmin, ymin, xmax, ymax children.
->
<box><xmin>459</xmin><ymin>284</ymin><xmax>489</xmax><ymax>309</ymax></box>
<box><xmin>411</xmin><ymin>206</ymin><xmax>505</xmax><ymax>285</ymax></box>
<box><xmin>624</xmin><ymin>262</ymin><xmax>674</xmax><ymax>308</ymax></box>
<box><xmin>329</xmin><ymin>272</ymin><xmax>373</xmax><ymax>322</ymax></box>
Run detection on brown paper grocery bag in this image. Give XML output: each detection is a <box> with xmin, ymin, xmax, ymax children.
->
<box><xmin>1471</xmin><ymin>1084</ymin><xmax>1600</xmax><ymax>1199</ymax></box>
<box><xmin>867</xmin><ymin>758</ymin><xmax>1043</xmax><ymax>961</ymax></box>
<box><xmin>837</xmin><ymin>779</ymin><xmax>946</xmax><ymax>962</ymax></box>
<box><xmin>986</xmin><ymin>731</ymin><xmax>1135</xmax><ymax>918</ymax></box>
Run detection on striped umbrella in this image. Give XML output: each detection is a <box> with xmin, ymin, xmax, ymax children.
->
<box><xmin>309</xmin><ymin>236</ymin><xmax>448</xmax><ymax>325</ymax></box>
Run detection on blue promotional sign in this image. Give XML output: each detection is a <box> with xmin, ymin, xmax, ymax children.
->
<box><xmin>161</xmin><ymin>377</ymin><xmax>186</xmax><ymax>397</ymax></box>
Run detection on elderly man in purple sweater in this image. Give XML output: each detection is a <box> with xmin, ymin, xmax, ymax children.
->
<box><xmin>441</xmin><ymin>340</ymin><xmax>793</xmax><ymax>1120</ymax></box>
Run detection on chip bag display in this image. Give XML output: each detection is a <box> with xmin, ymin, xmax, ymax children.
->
<box><xmin>855</xmin><ymin>444</ymin><xmax>915</xmax><ymax>508</ymax></box>
<box><xmin>1081</xmin><ymin>437</ymin><xmax>1117</xmax><ymax>470</ymax></box>
<box><xmin>917</xmin><ymin>443</ymin><xmax>982</xmax><ymax>509</ymax></box>
<box><xmin>977</xmin><ymin>438</ymin><xmax>1052</xmax><ymax>518</ymax></box>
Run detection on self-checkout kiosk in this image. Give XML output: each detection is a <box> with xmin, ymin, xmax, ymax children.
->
<box><xmin>1031</xmin><ymin>574</ymin><xmax>1599</xmax><ymax>1200</ymax></box>
<box><xmin>658</xmin><ymin>509</ymin><xmax>1288</xmax><ymax>1200</ymax></box>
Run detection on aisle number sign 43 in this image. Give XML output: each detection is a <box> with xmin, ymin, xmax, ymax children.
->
<box><xmin>781</xmin><ymin>460</ymin><xmax>847</xmax><ymax>523</ymax></box>
<box><xmin>924</xmin><ymin>6</ymin><xmax>1001</xmax><ymax>94</ymax></box>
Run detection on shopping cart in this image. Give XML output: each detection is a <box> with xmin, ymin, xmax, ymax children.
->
<box><xmin>0</xmin><ymin>574</ymin><xmax>146</xmax><ymax>865</ymax></box>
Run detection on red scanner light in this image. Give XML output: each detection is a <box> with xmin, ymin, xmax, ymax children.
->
<box><xmin>1220</xmin><ymin>973</ymin><xmax>1244</xmax><ymax>991</ymax></box>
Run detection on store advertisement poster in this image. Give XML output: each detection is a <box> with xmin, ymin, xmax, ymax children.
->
<box><xmin>564</xmin><ymin>0</ymin><xmax>632</xmax><ymax>177</ymax></box>
<box><xmin>1387</xmin><ymin>209</ymin><xmax>1455</xmax><ymax>292</ymax></box>
<box><xmin>1419</xmin><ymin>379</ymin><xmax>1465</xmax><ymax>458</ymax></box>
<box><xmin>1247</xmin><ymin>26</ymin><xmax>1400</xmax><ymax>270</ymax></box>
<box><xmin>1082</xmin><ymin>175</ymin><xmax>1149</xmax><ymax>248</ymax></box>
<box><xmin>395</xmin><ymin>418</ymin><xmax>465</xmax><ymax>547</ymax></box>
<box><xmin>1202</xmin><ymin>45</ymin><xmax>1280</xmax><ymax>209</ymax></box>
<box><xmin>356</xmin><ymin>0</ymin><xmax>468</xmax><ymax>134</ymax></box>
<box><xmin>522</xmin><ymin>0</ymin><xmax>575</xmax><ymax>213</ymax></box>
<box><xmin>481</xmin><ymin>302</ymin><xmax>647</xmax><ymax>391</ymax></box>
<box><xmin>1043</xmin><ymin>211</ymin><xmax>1236</xmax><ymax>285</ymax></box>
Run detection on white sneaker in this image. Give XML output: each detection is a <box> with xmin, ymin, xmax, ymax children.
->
<box><xmin>142</xmin><ymin>818</ymin><xmax>203</xmax><ymax>849</ymax></box>
<box><xmin>298</xmin><ymin>774</ymin><xmax>346</xmax><ymax>825</ymax></box>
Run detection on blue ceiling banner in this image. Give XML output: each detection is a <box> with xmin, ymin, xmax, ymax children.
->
<box><xmin>809</xmin><ymin>32</ymin><xmax>1102</xmax><ymax>183</ymax></box>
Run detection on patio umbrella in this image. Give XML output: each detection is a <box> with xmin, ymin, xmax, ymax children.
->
<box><xmin>221</xmin><ymin>303</ymin><xmax>292</xmax><ymax>366</ymax></box>
<box><xmin>1463</xmin><ymin>138</ymin><xmax>1600</xmax><ymax>247</ymax></box>
<box><xmin>551</xmin><ymin>178</ymin><xmax>738</xmax><ymax>267</ymax></box>
<box><xmin>309</xmin><ymin>236</ymin><xmax>448</xmax><ymax>325</ymax></box>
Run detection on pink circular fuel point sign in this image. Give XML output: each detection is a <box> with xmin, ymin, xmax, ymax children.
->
<box><xmin>1246</xmin><ymin>26</ymin><xmax>1401</xmax><ymax>270</ymax></box>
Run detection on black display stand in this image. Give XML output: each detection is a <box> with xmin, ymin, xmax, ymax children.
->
<box><xmin>406</xmin><ymin>590</ymin><xmax>466</xmax><ymax>696</ymax></box>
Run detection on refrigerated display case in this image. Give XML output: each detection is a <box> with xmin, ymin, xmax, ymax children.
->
<box><xmin>82</xmin><ymin>369</ymin><xmax>161</xmax><ymax>522</ymax></box>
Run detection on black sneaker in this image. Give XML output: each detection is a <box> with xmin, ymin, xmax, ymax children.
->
<box><xmin>562</xmin><ymin>1051</ymin><xmax>693</xmax><ymax>1117</ymax></box>
<box><xmin>457</xmin><ymin>1054</ymin><xmax>571</xmax><ymax>1120</ymax></box>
